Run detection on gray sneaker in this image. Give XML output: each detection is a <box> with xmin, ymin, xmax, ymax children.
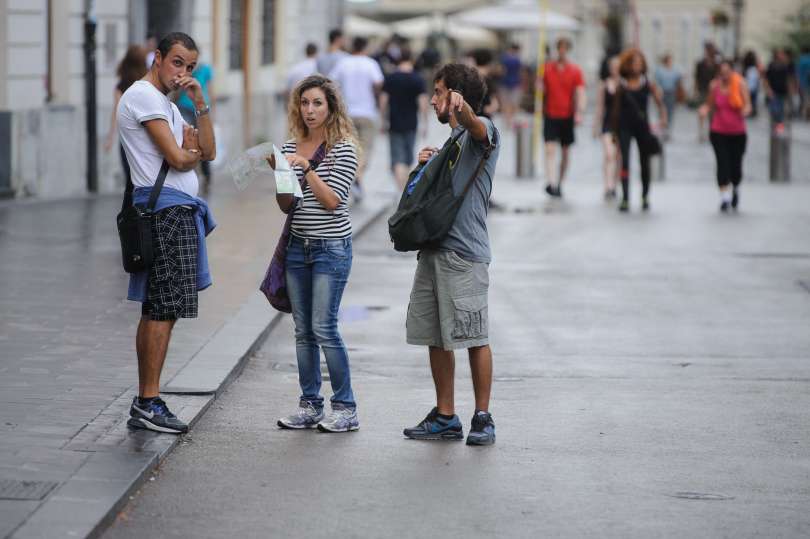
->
<box><xmin>277</xmin><ymin>401</ymin><xmax>323</xmax><ymax>429</ymax></box>
<box><xmin>317</xmin><ymin>407</ymin><xmax>359</xmax><ymax>433</ymax></box>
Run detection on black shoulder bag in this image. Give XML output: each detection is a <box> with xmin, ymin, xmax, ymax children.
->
<box><xmin>116</xmin><ymin>160</ymin><xmax>170</xmax><ymax>273</ymax></box>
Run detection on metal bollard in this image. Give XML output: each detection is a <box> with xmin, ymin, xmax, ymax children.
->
<box><xmin>515</xmin><ymin>121</ymin><xmax>535</xmax><ymax>178</ymax></box>
<box><xmin>769</xmin><ymin>121</ymin><xmax>791</xmax><ymax>182</ymax></box>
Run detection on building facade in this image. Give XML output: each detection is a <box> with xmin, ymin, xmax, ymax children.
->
<box><xmin>0</xmin><ymin>0</ymin><xmax>344</xmax><ymax>199</ymax></box>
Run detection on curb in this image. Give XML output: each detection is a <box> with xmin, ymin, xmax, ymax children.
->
<box><xmin>9</xmin><ymin>197</ymin><xmax>392</xmax><ymax>539</ymax></box>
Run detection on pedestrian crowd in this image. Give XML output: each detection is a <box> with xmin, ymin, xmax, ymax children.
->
<box><xmin>109</xmin><ymin>27</ymin><xmax>805</xmax><ymax>448</ymax></box>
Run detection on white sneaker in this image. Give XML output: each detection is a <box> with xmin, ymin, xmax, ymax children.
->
<box><xmin>277</xmin><ymin>401</ymin><xmax>324</xmax><ymax>429</ymax></box>
<box><xmin>317</xmin><ymin>407</ymin><xmax>359</xmax><ymax>433</ymax></box>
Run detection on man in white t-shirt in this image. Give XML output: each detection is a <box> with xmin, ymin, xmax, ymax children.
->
<box><xmin>117</xmin><ymin>32</ymin><xmax>216</xmax><ymax>435</ymax></box>
<box><xmin>329</xmin><ymin>36</ymin><xmax>384</xmax><ymax>201</ymax></box>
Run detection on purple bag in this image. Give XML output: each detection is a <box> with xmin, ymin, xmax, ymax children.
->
<box><xmin>260</xmin><ymin>143</ymin><xmax>327</xmax><ymax>313</ymax></box>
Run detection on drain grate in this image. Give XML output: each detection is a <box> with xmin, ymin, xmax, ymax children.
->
<box><xmin>669</xmin><ymin>491</ymin><xmax>734</xmax><ymax>501</ymax></box>
<box><xmin>0</xmin><ymin>479</ymin><xmax>59</xmax><ymax>500</ymax></box>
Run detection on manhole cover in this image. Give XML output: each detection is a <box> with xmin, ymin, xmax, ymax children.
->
<box><xmin>669</xmin><ymin>492</ymin><xmax>734</xmax><ymax>501</ymax></box>
<box><xmin>0</xmin><ymin>479</ymin><xmax>59</xmax><ymax>500</ymax></box>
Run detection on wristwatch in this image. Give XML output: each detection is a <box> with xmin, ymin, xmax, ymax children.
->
<box><xmin>195</xmin><ymin>104</ymin><xmax>210</xmax><ymax>117</ymax></box>
<box><xmin>301</xmin><ymin>164</ymin><xmax>313</xmax><ymax>176</ymax></box>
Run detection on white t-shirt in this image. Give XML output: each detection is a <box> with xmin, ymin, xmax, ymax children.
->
<box><xmin>117</xmin><ymin>80</ymin><xmax>198</xmax><ymax>197</ymax></box>
<box><xmin>287</xmin><ymin>58</ymin><xmax>317</xmax><ymax>91</ymax></box>
<box><xmin>329</xmin><ymin>55</ymin><xmax>384</xmax><ymax>119</ymax></box>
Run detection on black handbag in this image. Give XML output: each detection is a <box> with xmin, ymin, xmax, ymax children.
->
<box><xmin>116</xmin><ymin>160</ymin><xmax>170</xmax><ymax>273</ymax></box>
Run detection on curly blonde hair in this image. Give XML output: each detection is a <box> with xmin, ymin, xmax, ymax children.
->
<box><xmin>287</xmin><ymin>75</ymin><xmax>359</xmax><ymax>154</ymax></box>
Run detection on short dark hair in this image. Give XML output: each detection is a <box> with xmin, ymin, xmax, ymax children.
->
<box><xmin>328</xmin><ymin>29</ymin><xmax>343</xmax><ymax>44</ymax></box>
<box><xmin>557</xmin><ymin>37</ymin><xmax>572</xmax><ymax>51</ymax></box>
<box><xmin>434</xmin><ymin>63</ymin><xmax>487</xmax><ymax>114</ymax></box>
<box><xmin>305</xmin><ymin>42</ymin><xmax>318</xmax><ymax>56</ymax></box>
<box><xmin>470</xmin><ymin>48</ymin><xmax>493</xmax><ymax>68</ymax></box>
<box><xmin>156</xmin><ymin>32</ymin><xmax>198</xmax><ymax>58</ymax></box>
<box><xmin>398</xmin><ymin>47</ymin><xmax>412</xmax><ymax>64</ymax></box>
<box><xmin>352</xmin><ymin>36</ymin><xmax>368</xmax><ymax>54</ymax></box>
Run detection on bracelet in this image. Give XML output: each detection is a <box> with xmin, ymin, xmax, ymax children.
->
<box><xmin>301</xmin><ymin>165</ymin><xmax>313</xmax><ymax>176</ymax></box>
<box><xmin>195</xmin><ymin>104</ymin><xmax>210</xmax><ymax>117</ymax></box>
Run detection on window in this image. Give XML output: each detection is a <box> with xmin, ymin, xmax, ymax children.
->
<box><xmin>261</xmin><ymin>0</ymin><xmax>275</xmax><ymax>65</ymax></box>
<box><xmin>229</xmin><ymin>0</ymin><xmax>243</xmax><ymax>70</ymax></box>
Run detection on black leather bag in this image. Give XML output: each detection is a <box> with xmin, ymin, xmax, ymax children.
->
<box><xmin>116</xmin><ymin>160</ymin><xmax>169</xmax><ymax>273</ymax></box>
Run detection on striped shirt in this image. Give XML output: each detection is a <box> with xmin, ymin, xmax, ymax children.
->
<box><xmin>283</xmin><ymin>139</ymin><xmax>357</xmax><ymax>238</ymax></box>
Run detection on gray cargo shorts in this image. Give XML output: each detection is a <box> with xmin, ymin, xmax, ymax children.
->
<box><xmin>406</xmin><ymin>249</ymin><xmax>489</xmax><ymax>351</ymax></box>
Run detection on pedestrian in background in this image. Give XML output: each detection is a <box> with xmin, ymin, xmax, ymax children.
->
<box><xmin>694</xmin><ymin>42</ymin><xmax>718</xmax><ymax>142</ymax></box>
<box><xmin>286</xmin><ymin>42</ymin><xmax>318</xmax><ymax>95</ymax></box>
<box><xmin>316</xmin><ymin>28</ymin><xmax>347</xmax><ymax>78</ymax></box>
<box><xmin>763</xmin><ymin>48</ymin><xmax>796</xmax><ymax>128</ymax></box>
<box><xmin>469</xmin><ymin>48</ymin><xmax>500</xmax><ymax>119</ymax></box>
<box><xmin>403</xmin><ymin>63</ymin><xmax>500</xmax><ymax>446</ymax></box>
<box><xmin>612</xmin><ymin>48</ymin><xmax>667</xmax><ymax>212</ymax></box>
<box><xmin>380</xmin><ymin>48</ymin><xmax>428</xmax><ymax>191</ymax></box>
<box><xmin>594</xmin><ymin>55</ymin><xmax>620</xmax><ymax>200</ymax></box>
<box><xmin>655</xmin><ymin>53</ymin><xmax>682</xmax><ymax>140</ymax></box>
<box><xmin>742</xmin><ymin>51</ymin><xmax>762</xmax><ymax>118</ymax></box>
<box><xmin>104</xmin><ymin>44</ymin><xmax>147</xmax><ymax>210</ymax></box>
<box><xmin>700</xmin><ymin>59</ymin><xmax>751</xmax><ymax>212</ymax></box>
<box><xmin>540</xmin><ymin>37</ymin><xmax>586</xmax><ymax>199</ymax></box>
<box><xmin>120</xmin><ymin>32</ymin><xmax>216</xmax><ymax>435</ymax></box>
<box><xmin>274</xmin><ymin>75</ymin><xmax>360</xmax><ymax>433</ymax></box>
<box><xmin>176</xmin><ymin>57</ymin><xmax>215</xmax><ymax>194</ymax></box>
<box><xmin>498</xmin><ymin>43</ymin><xmax>523</xmax><ymax>128</ymax></box>
<box><xmin>796</xmin><ymin>46</ymin><xmax>810</xmax><ymax>120</ymax></box>
<box><xmin>329</xmin><ymin>36</ymin><xmax>384</xmax><ymax>203</ymax></box>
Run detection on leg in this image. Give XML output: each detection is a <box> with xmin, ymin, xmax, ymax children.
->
<box><xmin>430</xmin><ymin>346</ymin><xmax>456</xmax><ymax>415</ymax></box>
<box><xmin>543</xmin><ymin>142</ymin><xmax>557</xmax><ymax>188</ymax></box>
<box><xmin>468</xmin><ymin>345</ymin><xmax>493</xmax><ymax>412</ymax></box>
<box><xmin>285</xmin><ymin>240</ymin><xmax>323</xmax><ymax>408</ymax></box>
<box><xmin>558</xmin><ymin>145</ymin><xmax>570</xmax><ymax>185</ymax></box>
<box><xmin>311</xmin><ymin>239</ymin><xmax>355</xmax><ymax>408</ymax></box>
<box><xmin>136</xmin><ymin>317</ymin><xmax>176</xmax><ymax>398</ymax></box>
<box><xmin>618</xmin><ymin>130</ymin><xmax>632</xmax><ymax>204</ymax></box>
<box><xmin>601</xmin><ymin>134</ymin><xmax>617</xmax><ymax>193</ymax></box>
<box><xmin>710</xmin><ymin>132</ymin><xmax>733</xmax><ymax>207</ymax></box>
<box><xmin>637</xmin><ymin>139</ymin><xmax>652</xmax><ymax>203</ymax></box>
<box><xmin>730</xmin><ymin>133</ymin><xmax>747</xmax><ymax>187</ymax></box>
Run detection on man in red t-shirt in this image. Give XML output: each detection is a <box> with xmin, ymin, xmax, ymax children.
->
<box><xmin>540</xmin><ymin>38</ymin><xmax>586</xmax><ymax>198</ymax></box>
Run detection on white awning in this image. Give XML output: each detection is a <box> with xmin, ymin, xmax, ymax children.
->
<box><xmin>452</xmin><ymin>1</ymin><xmax>580</xmax><ymax>32</ymax></box>
<box><xmin>391</xmin><ymin>15</ymin><xmax>497</xmax><ymax>46</ymax></box>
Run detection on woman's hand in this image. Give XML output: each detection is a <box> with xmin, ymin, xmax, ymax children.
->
<box><xmin>285</xmin><ymin>153</ymin><xmax>309</xmax><ymax>169</ymax></box>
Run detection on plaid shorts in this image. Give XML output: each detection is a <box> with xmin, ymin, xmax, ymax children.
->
<box><xmin>141</xmin><ymin>206</ymin><xmax>198</xmax><ymax>321</ymax></box>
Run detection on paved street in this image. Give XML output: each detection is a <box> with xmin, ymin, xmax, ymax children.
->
<box><xmin>102</xmin><ymin>113</ymin><xmax>810</xmax><ymax>538</ymax></box>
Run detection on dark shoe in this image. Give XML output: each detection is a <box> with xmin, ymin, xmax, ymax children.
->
<box><xmin>466</xmin><ymin>410</ymin><xmax>496</xmax><ymax>446</ymax></box>
<box><xmin>641</xmin><ymin>198</ymin><xmax>650</xmax><ymax>212</ymax></box>
<box><xmin>731</xmin><ymin>189</ymin><xmax>739</xmax><ymax>210</ymax></box>
<box><xmin>403</xmin><ymin>407</ymin><xmax>463</xmax><ymax>440</ymax></box>
<box><xmin>720</xmin><ymin>201</ymin><xmax>730</xmax><ymax>212</ymax></box>
<box><xmin>128</xmin><ymin>396</ymin><xmax>188</xmax><ymax>434</ymax></box>
<box><xmin>618</xmin><ymin>200</ymin><xmax>629</xmax><ymax>212</ymax></box>
<box><xmin>544</xmin><ymin>184</ymin><xmax>562</xmax><ymax>198</ymax></box>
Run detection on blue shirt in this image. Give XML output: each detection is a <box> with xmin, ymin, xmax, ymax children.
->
<box><xmin>501</xmin><ymin>53</ymin><xmax>521</xmax><ymax>89</ymax></box>
<box><xmin>127</xmin><ymin>186</ymin><xmax>217</xmax><ymax>302</ymax></box>
<box><xmin>798</xmin><ymin>54</ymin><xmax>810</xmax><ymax>91</ymax></box>
<box><xmin>177</xmin><ymin>63</ymin><xmax>213</xmax><ymax>112</ymax></box>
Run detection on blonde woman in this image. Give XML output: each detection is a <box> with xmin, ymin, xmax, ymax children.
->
<box><xmin>274</xmin><ymin>75</ymin><xmax>360</xmax><ymax>432</ymax></box>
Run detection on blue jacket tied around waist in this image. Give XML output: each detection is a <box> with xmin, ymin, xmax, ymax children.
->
<box><xmin>127</xmin><ymin>186</ymin><xmax>217</xmax><ymax>302</ymax></box>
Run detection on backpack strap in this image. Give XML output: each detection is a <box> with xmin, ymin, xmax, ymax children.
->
<box><xmin>460</xmin><ymin>128</ymin><xmax>498</xmax><ymax>198</ymax></box>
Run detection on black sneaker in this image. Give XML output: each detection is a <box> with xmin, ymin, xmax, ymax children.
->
<box><xmin>731</xmin><ymin>189</ymin><xmax>739</xmax><ymax>210</ymax></box>
<box><xmin>618</xmin><ymin>200</ymin><xmax>629</xmax><ymax>212</ymax></box>
<box><xmin>466</xmin><ymin>410</ymin><xmax>496</xmax><ymax>446</ymax></box>
<box><xmin>128</xmin><ymin>396</ymin><xmax>188</xmax><ymax>434</ymax></box>
<box><xmin>641</xmin><ymin>197</ymin><xmax>650</xmax><ymax>212</ymax></box>
<box><xmin>403</xmin><ymin>407</ymin><xmax>463</xmax><ymax>440</ymax></box>
<box><xmin>720</xmin><ymin>201</ymin><xmax>730</xmax><ymax>213</ymax></box>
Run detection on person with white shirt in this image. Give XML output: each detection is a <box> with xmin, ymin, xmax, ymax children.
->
<box><xmin>316</xmin><ymin>29</ymin><xmax>348</xmax><ymax>78</ymax></box>
<box><xmin>117</xmin><ymin>32</ymin><xmax>216</xmax><ymax>435</ymax></box>
<box><xmin>329</xmin><ymin>36</ymin><xmax>384</xmax><ymax>201</ymax></box>
<box><xmin>287</xmin><ymin>43</ymin><xmax>318</xmax><ymax>93</ymax></box>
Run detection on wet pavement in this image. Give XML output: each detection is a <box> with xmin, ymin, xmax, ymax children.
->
<box><xmin>0</xmin><ymin>156</ymin><xmax>390</xmax><ymax>537</ymax></box>
<box><xmin>100</xmin><ymin>113</ymin><xmax>810</xmax><ymax>538</ymax></box>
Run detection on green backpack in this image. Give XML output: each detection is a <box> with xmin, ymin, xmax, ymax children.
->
<box><xmin>388</xmin><ymin>129</ymin><xmax>496</xmax><ymax>252</ymax></box>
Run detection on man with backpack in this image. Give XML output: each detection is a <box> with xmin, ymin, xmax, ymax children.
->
<box><xmin>399</xmin><ymin>63</ymin><xmax>500</xmax><ymax>446</ymax></box>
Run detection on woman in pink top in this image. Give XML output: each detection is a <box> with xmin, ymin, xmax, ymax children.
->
<box><xmin>700</xmin><ymin>60</ymin><xmax>752</xmax><ymax>212</ymax></box>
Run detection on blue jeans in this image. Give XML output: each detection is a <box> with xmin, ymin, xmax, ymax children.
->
<box><xmin>768</xmin><ymin>95</ymin><xmax>787</xmax><ymax>124</ymax></box>
<box><xmin>285</xmin><ymin>235</ymin><xmax>355</xmax><ymax>409</ymax></box>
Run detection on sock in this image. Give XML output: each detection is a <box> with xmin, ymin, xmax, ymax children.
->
<box><xmin>437</xmin><ymin>413</ymin><xmax>455</xmax><ymax>421</ymax></box>
<box><xmin>721</xmin><ymin>190</ymin><xmax>732</xmax><ymax>203</ymax></box>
